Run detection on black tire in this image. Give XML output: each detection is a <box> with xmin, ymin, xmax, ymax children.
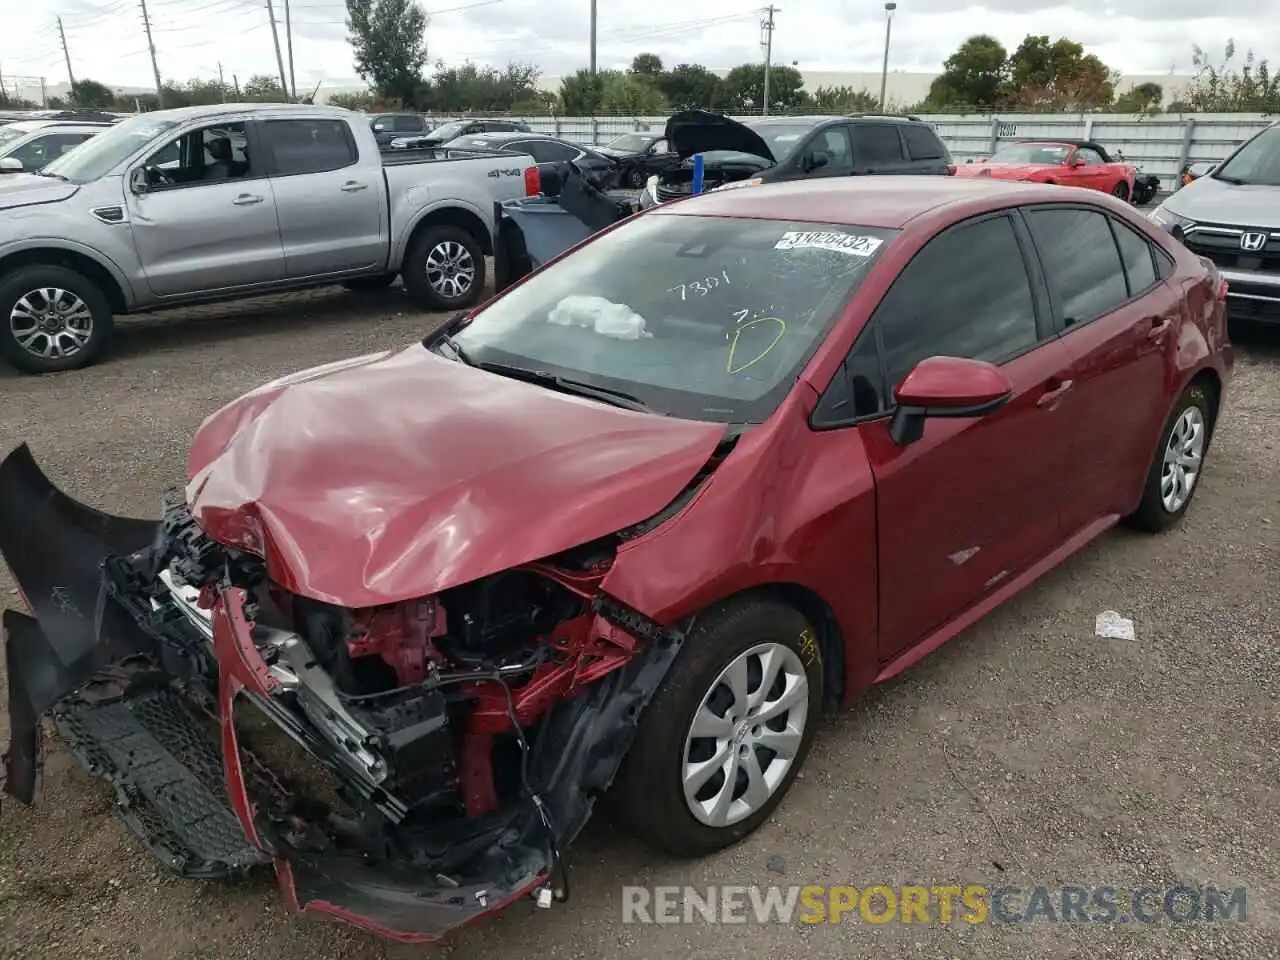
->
<box><xmin>1126</xmin><ymin>380</ymin><xmax>1214</xmax><ymax>532</ymax></box>
<box><xmin>1112</xmin><ymin>181</ymin><xmax>1130</xmax><ymax>202</ymax></box>
<box><xmin>627</xmin><ymin>168</ymin><xmax>647</xmax><ymax>189</ymax></box>
<box><xmin>341</xmin><ymin>273</ymin><xmax>397</xmax><ymax>293</ymax></box>
<box><xmin>0</xmin><ymin>265</ymin><xmax>114</xmax><ymax>374</ymax></box>
<box><xmin>612</xmin><ymin>597</ymin><xmax>824</xmax><ymax>858</ymax></box>
<box><xmin>401</xmin><ymin>224</ymin><xmax>486</xmax><ymax>311</ymax></box>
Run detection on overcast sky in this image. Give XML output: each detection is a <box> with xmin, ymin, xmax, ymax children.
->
<box><xmin>3</xmin><ymin>0</ymin><xmax>1273</xmax><ymax>94</ymax></box>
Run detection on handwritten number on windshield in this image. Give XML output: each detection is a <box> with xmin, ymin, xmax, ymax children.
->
<box><xmin>726</xmin><ymin>308</ymin><xmax>786</xmax><ymax>374</ymax></box>
<box><xmin>668</xmin><ymin>269</ymin><xmax>730</xmax><ymax>300</ymax></box>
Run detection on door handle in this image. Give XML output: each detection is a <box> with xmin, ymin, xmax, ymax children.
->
<box><xmin>341</xmin><ymin>181</ymin><xmax>369</xmax><ymax>192</ymax></box>
<box><xmin>1036</xmin><ymin>378</ymin><xmax>1074</xmax><ymax>407</ymax></box>
<box><xmin>1146</xmin><ymin>316</ymin><xmax>1172</xmax><ymax>339</ymax></box>
<box><xmin>232</xmin><ymin>193</ymin><xmax>264</xmax><ymax>205</ymax></box>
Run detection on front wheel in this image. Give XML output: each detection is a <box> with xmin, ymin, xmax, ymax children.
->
<box><xmin>1127</xmin><ymin>381</ymin><xmax>1214</xmax><ymax>532</ymax></box>
<box><xmin>627</xmin><ymin>168</ymin><xmax>647</xmax><ymax>189</ymax></box>
<box><xmin>613</xmin><ymin>598</ymin><xmax>824</xmax><ymax>857</ymax></box>
<box><xmin>0</xmin><ymin>265</ymin><xmax>115</xmax><ymax>374</ymax></box>
<box><xmin>1112</xmin><ymin>181</ymin><xmax>1130</xmax><ymax>202</ymax></box>
<box><xmin>401</xmin><ymin>225</ymin><xmax>486</xmax><ymax>311</ymax></box>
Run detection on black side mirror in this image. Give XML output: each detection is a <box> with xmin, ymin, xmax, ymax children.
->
<box><xmin>128</xmin><ymin>166</ymin><xmax>150</xmax><ymax>194</ymax></box>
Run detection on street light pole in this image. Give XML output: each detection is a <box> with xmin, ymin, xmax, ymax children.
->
<box><xmin>878</xmin><ymin>2</ymin><xmax>896</xmax><ymax>112</ymax></box>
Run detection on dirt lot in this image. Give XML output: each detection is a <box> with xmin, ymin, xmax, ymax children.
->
<box><xmin>0</xmin><ymin>288</ymin><xmax>1278</xmax><ymax>960</ymax></box>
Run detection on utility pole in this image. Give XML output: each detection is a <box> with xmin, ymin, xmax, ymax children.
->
<box><xmin>265</xmin><ymin>0</ymin><xmax>289</xmax><ymax>100</ymax></box>
<box><xmin>57</xmin><ymin>17</ymin><xmax>76</xmax><ymax>89</ymax></box>
<box><xmin>878</xmin><ymin>2</ymin><xmax>897</xmax><ymax>112</ymax></box>
<box><xmin>218</xmin><ymin>62</ymin><xmax>226</xmax><ymax>101</ymax></box>
<box><xmin>283</xmin><ymin>0</ymin><xmax>296</xmax><ymax>99</ymax></box>
<box><xmin>760</xmin><ymin>5</ymin><xmax>778</xmax><ymax>117</ymax></box>
<box><xmin>0</xmin><ymin>61</ymin><xmax>7</xmax><ymax>100</ymax></box>
<box><xmin>588</xmin><ymin>0</ymin><xmax>597</xmax><ymax>73</ymax></box>
<box><xmin>40</xmin><ymin>77</ymin><xmax>47</xmax><ymax>107</ymax></box>
<box><xmin>139</xmin><ymin>0</ymin><xmax>164</xmax><ymax>107</ymax></box>
<box><xmin>233</xmin><ymin>73</ymin><xmax>241</xmax><ymax>98</ymax></box>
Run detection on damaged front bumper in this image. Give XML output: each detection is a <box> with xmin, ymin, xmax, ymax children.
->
<box><xmin>0</xmin><ymin>444</ymin><xmax>682</xmax><ymax>943</ymax></box>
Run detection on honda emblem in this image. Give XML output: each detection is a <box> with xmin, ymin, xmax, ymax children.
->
<box><xmin>1240</xmin><ymin>232</ymin><xmax>1267</xmax><ymax>252</ymax></box>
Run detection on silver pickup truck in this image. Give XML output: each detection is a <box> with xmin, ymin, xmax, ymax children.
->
<box><xmin>0</xmin><ymin>103</ymin><xmax>538</xmax><ymax>372</ymax></box>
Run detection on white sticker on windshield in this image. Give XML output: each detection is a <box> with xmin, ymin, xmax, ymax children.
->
<box><xmin>772</xmin><ymin>133</ymin><xmax>802</xmax><ymax>141</ymax></box>
<box><xmin>774</xmin><ymin>231</ymin><xmax>882</xmax><ymax>257</ymax></box>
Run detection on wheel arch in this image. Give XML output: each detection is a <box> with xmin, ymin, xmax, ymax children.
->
<box><xmin>1187</xmin><ymin>366</ymin><xmax>1223</xmax><ymax>435</ymax></box>
<box><xmin>401</xmin><ymin>204</ymin><xmax>494</xmax><ymax>264</ymax></box>
<box><xmin>674</xmin><ymin>581</ymin><xmax>846</xmax><ymax>712</ymax></box>
<box><xmin>0</xmin><ymin>246</ymin><xmax>130</xmax><ymax>314</ymax></box>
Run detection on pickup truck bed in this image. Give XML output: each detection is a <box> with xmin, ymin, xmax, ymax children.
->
<box><xmin>0</xmin><ymin>103</ymin><xmax>538</xmax><ymax>373</ymax></box>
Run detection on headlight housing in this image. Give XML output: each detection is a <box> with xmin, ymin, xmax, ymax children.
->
<box><xmin>1148</xmin><ymin>203</ymin><xmax>1195</xmax><ymax>232</ymax></box>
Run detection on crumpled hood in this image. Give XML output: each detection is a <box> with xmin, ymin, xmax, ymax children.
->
<box><xmin>185</xmin><ymin>344</ymin><xmax>726</xmax><ymax>608</ymax></box>
<box><xmin>1164</xmin><ymin>175</ymin><xmax>1280</xmax><ymax>229</ymax></box>
<box><xmin>663</xmin><ymin>110</ymin><xmax>774</xmax><ymax>161</ymax></box>
<box><xmin>0</xmin><ymin>172</ymin><xmax>78</xmax><ymax>210</ymax></box>
<box><xmin>594</xmin><ymin>146</ymin><xmax>636</xmax><ymax>158</ymax></box>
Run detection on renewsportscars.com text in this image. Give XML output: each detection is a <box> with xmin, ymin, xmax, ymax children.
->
<box><xmin>621</xmin><ymin>884</ymin><xmax>1248</xmax><ymax>925</ymax></box>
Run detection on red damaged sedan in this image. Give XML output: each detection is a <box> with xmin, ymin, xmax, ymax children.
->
<box><xmin>0</xmin><ymin>176</ymin><xmax>1231</xmax><ymax>942</ymax></box>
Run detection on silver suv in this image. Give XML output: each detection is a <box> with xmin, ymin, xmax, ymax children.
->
<box><xmin>1150</xmin><ymin>121</ymin><xmax>1280</xmax><ymax>324</ymax></box>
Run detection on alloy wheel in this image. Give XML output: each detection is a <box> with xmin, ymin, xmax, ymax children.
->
<box><xmin>424</xmin><ymin>241</ymin><xmax>476</xmax><ymax>300</ymax></box>
<box><xmin>9</xmin><ymin>287</ymin><xmax>94</xmax><ymax>361</ymax></box>
<box><xmin>682</xmin><ymin>641</ymin><xmax>810</xmax><ymax>828</ymax></box>
<box><xmin>1160</xmin><ymin>405</ymin><xmax>1206</xmax><ymax>513</ymax></box>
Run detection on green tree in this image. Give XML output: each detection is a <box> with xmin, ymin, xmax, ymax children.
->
<box><xmin>68</xmin><ymin>78</ymin><xmax>116</xmax><ymax>108</ymax></box>
<box><xmin>1004</xmin><ymin>35</ymin><xmax>1116</xmax><ymax>110</ymax></box>
<box><xmin>720</xmin><ymin>63</ymin><xmax>807</xmax><ymax>113</ymax></box>
<box><xmin>656</xmin><ymin>63</ymin><xmax>722</xmax><ymax>109</ymax></box>
<box><xmin>1112</xmin><ymin>81</ymin><xmax>1163</xmax><ymax>115</ymax></box>
<box><xmin>423</xmin><ymin>60</ymin><xmax>539</xmax><ymax>112</ymax></box>
<box><xmin>559</xmin><ymin>68</ymin><xmax>605</xmax><ymax>115</ymax></box>
<box><xmin>1184</xmin><ymin>42</ymin><xmax>1280</xmax><ymax>112</ymax></box>
<box><xmin>810</xmin><ymin>85</ymin><xmax>879</xmax><ymax>114</ymax></box>
<box><xmin>328</xmin><ymin>90</ymin><xmax>377</xmax><ymax>111</ymax></box>
<box><xmin>630</xmin><ymin>53</ymin><xmax>664</xmax><ymax>78</ymax></box>
<box><xmin>243</xmin><ymin>74</ymin><xmax>287</xmax><ymax>101</ymax></box>
<box><xmin>600</xmin><ymin>71</ymin><xmax>668</xmax><ymax>115</ymax></box>
<box><xmin>346</xmin><ymin>0</ymin><xmax>427</xmax><ymax>106</ymax></box>
<box><xmin>926</xmin><ymin>35</ymin><xmax>1007</xmax><ymax>110</ymax></box>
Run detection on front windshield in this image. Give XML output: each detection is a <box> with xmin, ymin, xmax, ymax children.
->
<box><xmin>606</xmin><ymin>134</ymin><xmax>654</xmax><ymax>152</ymax></box>
<box><xmin>0</xmin><ymin>126</ymin><xmax>32</xmax><ymax>151</ymax></box>
<box><xmin>990</xmin><ymin>143</ymin><xmax>1070</xmax><ymax>164</ymax></box>
<box><xmin>453</xmin><ymin>213</ymin><xmax>896</xmax><ymax>423</ymax></box>
<box><xmin>41</xmin><ymin>114</ymin><xmax>181</xmax><ymax>182</ymax></box>
<box><xmin>430</xmin><ymin>120</ymin><xmax>467</xmax><ymax>140</ymax></box>
<box><xmin>1214</xmin><ymin>126</ymin><xmax>1280</xmax><ymax>186</ymax></box>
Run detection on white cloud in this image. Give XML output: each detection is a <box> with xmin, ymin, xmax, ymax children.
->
<box><xmin>3</xmin><ymin>0</ymin><xmax>1273</xmax><ymax>98</ymax></box>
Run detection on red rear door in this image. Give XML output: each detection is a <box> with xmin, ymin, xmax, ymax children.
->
<box><xmin>1019</xmin><ymin>204</ymin><xmax>1178</xmax><ymax>531</ymax></box>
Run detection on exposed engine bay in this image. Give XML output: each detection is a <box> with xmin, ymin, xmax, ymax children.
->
<box><xmin>0</xmin><ymin>443</ymin><xmax>698</xmax><ymax>942</ymax></box>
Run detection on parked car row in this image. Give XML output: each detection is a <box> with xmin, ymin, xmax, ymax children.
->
<box><xmin>0</xmin><ymin>119</ymin><xmax>114</xmax><ymax>175</ymax></box>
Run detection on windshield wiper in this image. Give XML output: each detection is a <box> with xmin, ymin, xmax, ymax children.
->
<box><xmin>34</xmin><ymin>169</ymin><xmax>69</xmax><ymax>181</ymax></box>
<box><xmin>1214</xmin><ymin>174</ymin><xmax>1247</xmax><ymax>184</ymax></box>
<box><xmin>424</xmin><ymin>312</ymin><xmax>475</xmax><ymax>364</ymax></box>
<box><xmin>475</xmin><ymin>360</ymin><xmax>654</xmax><ymax>413</ymax></box>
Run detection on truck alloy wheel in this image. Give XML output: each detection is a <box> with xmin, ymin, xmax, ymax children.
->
<box><xmin>401</xmin><ymin>224</ymin><xmax>487</xmax><ymax>311</ymax></box>
<box><xmin>0</xmin><ymin>265</ymin><xmax>114</xmax><ymax>374</ymax></box>
<box><xmin>425</xmin><ymin>240</ymin><xmax>476</xmax><ymax>300</ymax></box>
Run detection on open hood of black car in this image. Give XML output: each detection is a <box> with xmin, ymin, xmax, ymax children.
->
<box><xmin>663</xmin><ymin>110</ymin><xmax>774</xmax><ymax>161</ymax></box>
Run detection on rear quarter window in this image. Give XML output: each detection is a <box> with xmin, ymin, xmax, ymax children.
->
<box><xmin>902</xmin><ymin>124</ymin><xmax>946</xmax><ymax>161</ymax></box>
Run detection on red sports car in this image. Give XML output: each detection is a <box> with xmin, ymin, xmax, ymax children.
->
<box><xmin>0</xmin><ymin>176</ymin><xmax>1231</xmax><ymax>943</ymax></box>
<box><xmin>955</xmin><ymin>138</ymin><xmax>1138</xmax><ymax>201</ymax></box>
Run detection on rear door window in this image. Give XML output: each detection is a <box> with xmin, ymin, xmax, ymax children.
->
<box><xmin>260</xmin><ymin>118</ymin><xmax>357</xmax><ymax>175</ymax></box>
<box><xmin>511</xmin><ymin>139</ymin><xmax>579</xmax><ymax>163</ymax></box>
<box><xmin>1023</xmin><ymin>207</ymin><xmax>1130</xmax><ymax>326</ymax></box>
<box><xmin>852</xmin><ymin>124</ymin><xmax>904</xmax><ymax>165</ymax></box>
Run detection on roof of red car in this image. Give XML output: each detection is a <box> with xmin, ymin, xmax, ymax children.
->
<box><xmin>654</xmin><ymin>176</ymin><xmax>1085</xmax><ymax>229</ymax></box>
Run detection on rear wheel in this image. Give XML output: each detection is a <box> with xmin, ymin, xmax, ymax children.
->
<box><xmin>1127</xmin><ymin>381</ymin><xmax>1214</xmax><ymax>532</ymax></box>
<box><xmin>1112</xmin><ymin>181</ymin><xmax>1130</xmax><ymax>202</ymax></box>
<box><xmin>613</xmin><ymin>597</ymin><xmax>824</xmax><ymax>857</ymax></box>
<box><xmin>626</xmin><ymin>168</ymin><xmax>647</xmax><ymax>188</ymax></box>
<box><xmin>401</xmin><ymin>225</ymin><xmax>486</xmax><ymax>311</ymax></box>
<box><xmin>0</xmin><ymin>265</ymin><xmax>115</xmax><ymax>374</ymax></box>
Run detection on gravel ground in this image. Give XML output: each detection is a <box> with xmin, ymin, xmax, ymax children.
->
<box><xmin>0</xmin><ymin>287</ymin><xmax>1278</xmax><ymax>960</ymax></box>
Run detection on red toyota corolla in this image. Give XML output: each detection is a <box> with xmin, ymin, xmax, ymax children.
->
<box><xmin>0</xmin><ymin>176</ymin><xmax>1231</xmax><ymax>943</ymax></box>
